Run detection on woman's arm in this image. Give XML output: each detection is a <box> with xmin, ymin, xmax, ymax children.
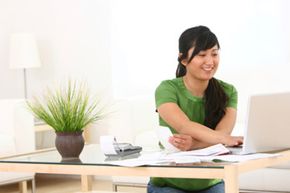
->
<box><xmin>169</xmin><ymin>107</ymin><xmax>239</xmax><ymax>150</ymax></box>
<box><xmin>215</xmin><ymin>107</ymin><xmax>237</xmax><ymax>134</ymax></box>
<box><xmin>158</xmin><ymin>102</ymin><xmax>243</xmax><ymax>147</ymax></box>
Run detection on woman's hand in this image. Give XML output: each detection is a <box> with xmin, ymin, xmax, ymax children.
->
<box><xmin>224</xmin><ymin>135</ymin><xmax>244</xmax><ymax>147</ymax></box>
<box><xmin>168</xmin><ymin>134</ymin><xmax>194</xmax><ymax>151</ymax></box>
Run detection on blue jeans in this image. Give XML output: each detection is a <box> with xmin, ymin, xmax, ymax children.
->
<box><xmin>147</xmin><ymin>181</ymin><xmax>224</xmax><ymax>193</ymax></box>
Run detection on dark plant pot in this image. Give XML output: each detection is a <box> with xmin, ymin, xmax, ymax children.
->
<box><xmin>55</xmin><ymin>131</ymin><xmax>85</xmax><ymax>160</ymax></box>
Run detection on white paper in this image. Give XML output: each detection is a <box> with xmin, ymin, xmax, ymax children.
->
<box><xmin>105</xmin><ymin>143</ymin><xmax>231</xmax><ymax>167</ymax></box>
<box><xmin>172</xmin><ymin>156</ymin><xmax>201</xmax><ymax>164</ymax></box>
<box><xmin>201</xmin><ymin>153</ymin><xmax>281</xmax><ymax>162</ymax></box>
<box><xmin>168</xmin><ymin>144</ymin><xmax>230</xmax><ymax>157</ymax></box>
<box><xmin>100</xmin><ymin>135</ymin><xmax>117</xmax><ymax>155</ymax></box>
<box><xmin>107</xmin><ymin>151</ymin><xmax>201</xmax><ymax>167</ymax></box>
<box><xmin>107</xmin><ymin>152</ymin><xmax>280</xmax><ymax>167</ymax></box>
<box><xmin>107</xmin><ymin>158</ymin><xmax>166</xmax><ymax>167</ymax></box>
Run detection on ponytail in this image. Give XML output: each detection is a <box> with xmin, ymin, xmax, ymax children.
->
<box><xmin>204</xmin><ymin>78</ymin><xmax>228</xmax><ymax>129</ymax></box>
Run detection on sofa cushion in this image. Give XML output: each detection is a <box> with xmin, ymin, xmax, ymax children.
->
<box><xmin>0</xmin><ymin>172</ymin><xmax>34</xmax><ymax>185</ymax></box>
<box><xmin>0</xmin><ymin>134</ymin><xmax>16</xmax><ymax>157</ymax></box>
<box><xmin>240</xmin><ymin>168</ymin><xmax>290</xmax><ymax>191</ymax></box>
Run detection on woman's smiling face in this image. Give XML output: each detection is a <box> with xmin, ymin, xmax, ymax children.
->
<box><xmin>182</xmin><ymin>45</ymin><xmax>220</xmax><ymax>81</ymax></box>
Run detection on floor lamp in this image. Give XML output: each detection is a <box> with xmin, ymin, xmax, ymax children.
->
<box><xmin>9</xmin><ymin>33</ymin><xmax>42</xmax><ymax>98</ymax></box>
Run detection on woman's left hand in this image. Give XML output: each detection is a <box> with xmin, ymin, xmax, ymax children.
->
<box><xmin>169</xmin><ymin>134</ymin><xmax>194</xmax><ymax>151</ymax></box>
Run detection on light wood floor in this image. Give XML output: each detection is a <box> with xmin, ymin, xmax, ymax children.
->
<box><xmin>0</xmin><ymin>174</ymin><xmax>147</xmax><ymax>193</ymax></box>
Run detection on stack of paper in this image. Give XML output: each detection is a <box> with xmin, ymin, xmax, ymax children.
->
<box><xmin>106</xmin><ymin>143</ymin><xmax>227</xmax><ymax>167</ymax></box>
<box><xmin>106</xmin><ymin>143</ymin><xmax>280</xmax><ymax>167</ymax></box>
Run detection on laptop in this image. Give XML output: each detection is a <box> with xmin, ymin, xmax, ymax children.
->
<box><xmin>229</xmin><ymin>92</ymin><xmax>290</xmax><ymax>155</ymax></box>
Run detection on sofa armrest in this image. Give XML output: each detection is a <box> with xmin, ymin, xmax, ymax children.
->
<box><xmin>13</xmin><ymin>101</ymin><xmax>35</xmax><ymax>153</ymax></box>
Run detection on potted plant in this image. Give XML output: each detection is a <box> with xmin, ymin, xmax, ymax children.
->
<box><xmin>27</xmin><ymin>80</ymin><xmax>105</xmax><ymax>160</ymax></box>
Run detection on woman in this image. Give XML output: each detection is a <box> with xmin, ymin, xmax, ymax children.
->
<box><xmin>148</xmin><ymin>26</ymin><xmax>243</xmax><ymax>193</ymax></box>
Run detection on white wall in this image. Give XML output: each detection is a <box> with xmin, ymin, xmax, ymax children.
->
<box><xmin>0</xmin><ymin>0</ymin><xmax>290</xmax><ymax>141</ymax></box>
<box><xmin>0</xmin><ymin>0</ymin><xmax>112</xmax><ymax>99</ymax></box>
<box><xmin>0</xmin><ymin>0</ymin><xmax>114</xmax><ymax>146</ymax></box>
<box><xmin>110</xmin><ymin>0</ymin><xmax>290</xmax><ymax>134</ymax></box>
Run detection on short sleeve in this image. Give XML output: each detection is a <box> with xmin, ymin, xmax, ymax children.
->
<box><xmin>227</xmin><ymin>85</ymin><xmax>238</xmax><ymax>109</ymax></box>
<box><xmin>155</xmin><ymin>80</ymin><xmax>178</xmax><ymax>108</ymax></box>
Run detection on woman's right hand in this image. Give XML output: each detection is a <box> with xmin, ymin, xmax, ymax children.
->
<box><xmin>224</xmin><ymin>135</ymin><xmax>243</xmax><ymax>147</ymax></box>
<box><xmin>169</xmin><ymin>134</ymin><xmax>194</xmax><ymax>151</ymax></box>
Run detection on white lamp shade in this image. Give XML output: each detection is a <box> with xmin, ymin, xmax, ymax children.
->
<box><xmin>9</xmin><ymin>33</ymin><xmax>42</xmax><ymax>69</ymax></box>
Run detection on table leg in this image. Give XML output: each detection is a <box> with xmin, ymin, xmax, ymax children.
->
<box><xmin>19</xmin><ymin>181</ymin><xmax>28</xmax><ymax>193</ymax></box>
<box><xmin>224</xmin><ymin>165</ymin><xmax>239</xmax><ymax>193</ymax></box>
<box><xmin>81</xmin><ymin>175</ymin><xmax>93</xmax><ymax>191</ymax></box>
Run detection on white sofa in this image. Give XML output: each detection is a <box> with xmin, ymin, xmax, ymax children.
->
<box><xmin>0</xmin><ymin>99</ymin><xmax>36</xmax><ymax>193</ymax></box>
<box><xmin>239</xmin><ymin>168</ymin><xmax>290</xmax><ymax>192</ymax></box>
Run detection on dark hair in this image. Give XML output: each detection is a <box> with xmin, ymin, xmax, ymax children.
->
<box><xmin>176</xmin><ymin>26</ymin><xmax>228</xmax><ymax>129</ymax></box>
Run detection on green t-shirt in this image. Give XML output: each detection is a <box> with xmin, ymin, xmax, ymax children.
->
<box><xmin>151</xmin><ymin>77</ymin><xmax>237</xmax><ymax>191</ymax></box>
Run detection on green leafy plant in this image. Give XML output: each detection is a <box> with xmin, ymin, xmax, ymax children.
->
<box><xmin>27</xmin><ymin>80</ymin><xmax>105</xmax><ymax>132</ymax></box>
